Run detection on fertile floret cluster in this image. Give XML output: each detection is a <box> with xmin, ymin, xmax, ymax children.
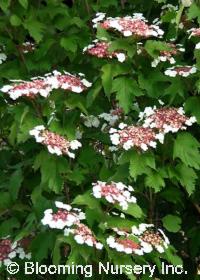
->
<box><xmin>93</xmin><ymin>13</ymin><xmax>164</xmax><ymax>38</ymax></box>
<box><xmin>83</xmin><ymin>40</ymin><xmax>126</xmax><ymax>62</ymax></box>
<box><xmin>109</xmin><ymin>123</ymin><xmax>164</xmax><ymax>151</ymax></box>
<box><xmin>107</xmin><ymin>223</ymin><xmax>169</xmax><ymax>255</ymax></box>
<box><xmin>41</xmin><ymin>201</ymin><xmax>85</xmax><ymax>229</ymax></box>
<box><xmin>29</xmin><ymin>125</ymin><xmax>82</xmax><ymax>157</ymax></box>
<box><xmin>64</xmin><ymin>223</ymin><xmax>103</xmax><ymax>250</ymax></box>
<box><xmin>139</xmin><ymin>106</ymin><xmax>196</xmax><ymax>133</ymax></box>
<box><xmin>107</xmin><ymin>235</ymin><xmax>143</xmax><ymax>255</ymax></box>
<box><xmin>21</xmin><ymin>42</ymin><xmax>35</xmax><ymax>53</ymax></box>
<box><xmin>151</xmin><ymin>43</ymin><xmax>185</xmax><ymax>67</ymax></box>
<box><xmin>1</xmin><ymin>71</ymin><xmax>91</xmax><ymax>100</ymax></box>
<box><xmin>0</xmin><ymin>238</ymin><xmax>31</xmax><ymax>267</ymax></box>
<box><xmin>132</xmin><ymin>224</ymin><xmax>170</xmax><ymax>253</ymax></box>
<box><xmin>92</xmin><ymin>181</ymin><xmax>136</xmax><ymax>210</ymax></box>
<box><xmin>164</xmin><ymin>65</ymin><xmax>197</xmax><ymax>77</ymax></box>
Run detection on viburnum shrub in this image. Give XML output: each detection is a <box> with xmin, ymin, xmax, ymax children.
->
<box><xmin>0</xmin><ymin>0</ymin><xmax>200</xmax><ymax>279</ymax></box>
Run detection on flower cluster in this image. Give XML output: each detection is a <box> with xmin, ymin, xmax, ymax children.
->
<box><xmin>139</xmin><ymin>106</ymin><xmax>196</xmax><ymax>133</ymax></box>
<box><xmin>107</xmin><ymin>235</ymin><xmax>143</xmax><ymax>255</ymax></box>
<box><xmin>164</xmin><ymin>65</ymin><xmax>197</xmax><ymax>77</ymax></box>
<box><xmin>45</xmin><ymin>71</ymin><xmax>92</xmax><ymax>93</ymax></box>
<box><xmin>21</xmin><ymin>42</ymin><xmax>35</xmax><ymax>53</ymax></box>
<box><xmin>181</xmin><ymin>0</ymin><xmax>193</xmax><ymax>7</ymax></box>
<box><xmin>0</xmin><ymin>238</ymin><xmax>31</xmax><ymax>267</ymax></box>
<box><xmin>93</xmin><ymin>13</ymin><xmax>164</xmax><ymax>38</ymax></box>
<box><xmin>1</xmin><ymin>71</ymin><xmax>91</xmax><ymax>100</ymax></box>
<box><xmin>64</xmin><ymin>223</ymin><xmax>103</xmax><ymax>250</ymax></box>
<box><xmin>99</xmin><ymin>107</ymin><xmax>124</xmax><ymax>127</ymax></box>
<box><xmin>82</xmin><ymin>107</ymin><xmax>124</xmax><ymax>129</ymax></box>
<box><xmin>81</xmin><ymin>114</ymin><xmax>100</xmax><ymax>128</ymax></box>
<box><xmin>83</xmin><ymin>40</ymin><xmax>126</xmax><ymax>62</ymax></box>
<box><xmin>41</xmin><ymin>201</ymin><xmax>85</xmax><ymax>230</ymax></box>
<box><xmin>132</xmin><ymin>224</ymin><xmax>170</xmax><ymax>253</ymax></box>
<box><xmin>107</xmin><ymin>223</ymin><xmax>169</xmax><ymax>255</ymax></box>
<box><xmin>1</xmin><ymin>78</ymin><xmax>52</xmax><ymax>100</ymax></box>
<box><xmin>42</xmin><ymin>202</ymin><xmax>103</xmax><ymax>250</ymax></box>
<box><xmin>109</xmin><ymin>123</ymin><xmax>164</xmax><ymax>151</ymax></box>
<box><xmin>92</xmin><ymin>181</ymin><xmax>136</xmax><ymax>210</ymax></box>
<box><xmin>151</xmin><ymin>43</ymin><xmax>185</xmax><ymax>67</ymax></box>
<box><xmin>29</xmin><ymin>125</ymin><xmax>82</xmax><ymax>158</ymax></box>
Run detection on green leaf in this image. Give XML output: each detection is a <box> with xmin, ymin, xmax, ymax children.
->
<box><xmin>109</xmin><ymin>39</ymin><xmax>136</xmax><ymax>58</ymax></box>
<box><xmin>101</xmin><ymin>64</ymin><xmax>113</xmax><ymax>97</ymax></box>
<box><xmin>145</xmin><ymin>40</ymin><xmax>171</xmax><ymax>58</ymax></box>
<box><xmin>0</xmin><ymin>218</ymin><xmax>20</xmax><ymax>238</ymax></box>
<box><xmin>112</xmin><ymin>77</ymin><xmax>143</xmax><ymax>113</ymax></box>
<box><xmin>10</xmin><ymin>15</ymin><xmax>22</xmax><ymax>26</ymax></box>
<box><xmin>0</xmin><ymin>192</ymin><xmax>12</xmax><ymax>211</ymax></box>
<box><xmin>173</xmin><ymin>132</ymin><xmax>200</xmax><ymax>169</ymax></box>
<box><xmin>73</xmin><ymin>192</ymin><xmax>102</xmax><ymax>211</ymax></box>
<box><xmin>145</xmin><ymin>170</ymin><xmax>165</xmax><ymax>192</ymax></box>
<box><xmin>185</xmin><ymin>97</ymin><xmax>200</xmax><ymax>123</ymax></box>
<box><xmin>119</xmin><ymin>203</ymin><xmax>143</xmax><ymax>218</ymax></box>
<box><xmin>175</xmin><ymin>164</ymin><xmax>197</xmax><ymax>195</ymax></box>
<box><xmin>31</xmin><ymin>232</ymin><xmax>56</xmax><ymax>262</ymax></box>
<box><xmin>24</xmin><ymin>19</ymin><xmax>45</xmax><ymax>42</ymax></box>
<box><xmin>18</xmin><ymin>0</ymin><xmax>28</xmax><ymax>9</ymax></box>
<box><xmin>60</xmin><ymin>37</ymin><xmax>77</xmax><ymax>53</ymax></box>
<box><xmin>187</xmin><ymin>3</ymin><xmax>200</xmax><ymax>24</ymax></box>
<box><xmin>129</xmin><ymin>151</ymin><xmax>155</xmax><ymax>180</ymax></box>
<box><xmin>162</xmin><ymin>215</ymin><xmax>182</xmax><ymax>233</ymax></box>
<box><xmin>34</xmin><ymin>151</ymin><xmax>68</xmax><ymax>193</ymax></box>
<box><xmin>9</xmin><ymin>168</ymin><xmax>23</xmax><ymax>200</ymax></box>
<box><xmin>0</xmin><ymin>0</ymin><xmax>11</xmax><ymax>12</ymax></box>
<box><xmin>86</xmin><ymin>80</ymin><xmax>102</xmax><ymax>107</ymax></box>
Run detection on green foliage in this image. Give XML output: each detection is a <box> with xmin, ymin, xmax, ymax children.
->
<box><xmin>0</xmin><ymin>0</ymin><xmax>200</xmax><ymax>279</ymax></box>
<box><xmin>162</xmin><ymin>215</ymin><xmax>182</xmax><ymax>233</ymax></box>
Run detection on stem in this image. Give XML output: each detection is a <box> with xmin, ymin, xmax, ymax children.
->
<box><xmin>84</xmin><ymin>0</ymin><xmax>90</xmax><ymax>16</ymax></box>
<box><xmin>120</xmin><ymin>0</ymin><xmax>126</xmax><ymax>9</ymax></box>
<box><xmin>194</xmin><ymin>203</ymin><xmax>200</xmax><ymax>216</ymax></box>
<box><xmin>175</xmin><ymin>4</ymin><xmax>184</xmax><ymax>34</ymax></box>
<box><xmin>148</xmin><ymin>189</ymin><xmax>155</xmax><ymax>223</ymax></box>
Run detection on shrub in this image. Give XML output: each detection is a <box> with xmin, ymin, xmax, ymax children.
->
<box><xmin>0</xmin><ymin>0</ymin><xmax>200</xmax><ymax>279</ymax></box>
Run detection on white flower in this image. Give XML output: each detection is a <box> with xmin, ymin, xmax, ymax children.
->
<box><xmin>123</xmin><ymin>30</ymin><xmax>133</xmax><ymax>37</ymax></box>
<box><xmin>92</xmin><ymin>12</ymin><xmax>106</xmax><ymax>24</ymax></box>
<box><xmin>181</xmin><ymin>0</ymin><xmax>193</xmax><ymax>7</ymax></box>
<box><xmin>8</xmin><ymin>251</ymin><xmax>17</xmax><ymax>259</ymax></box>
<box><xmin>123</xmin><ymin>140</ymin><xmax>133</xmax><ymax>150</ymax></box>
<box><xmin>118</xmin><ymin>123</ymin><xmax>127</xmax><ymax>129</ymax></box>
<box><xmin>110</xmin><ymin>133</ymin><xmax>120</xmax><ymax>145</ymax></box>
<box><xmin>96</xmin><ymin>243</ymin><xmax>103</xmax><ymax>250</ymax></box>
<box><xmin>0</xmin><ymin>53</ymin><xmax>7</xmax><ymax>64</ymax></box>
<box><xmin>195</xmin><ymin>42</ymin><xmax>200</xmax><ymax>50</ymax></box>
<box><xmin>70</xmin><ymin>140</ymin><xmax>82</xmax><ymax>150</ymax></box>
<box><xmin>164</xmin><ymin>69</ymin><xmax>177</xmax><ymax>77</ymax></box>
<box><xmin>155</xmin><ymin>245</ymin><xmax>165</xmax><ymax>253</ymax></box>
<box><xmin>74</xmin><ymin>235</ymin><xmax>84</xmax><ymax>244</ymax></box>
<box><xmin>116</xmin><ymin>53</ymin><xmax>126</xmax><ymax>63</ymax></box>
<box><xmin>155</xmin><ymin>133</ymin><xmax>165</xmax><ymax>144</ymax></box>
<box><xmin>141</xmin><ymin>143</ymin><xmax>148</xmax><ymax>151</ymax></box>
<box><xmin>81</xmin><ymin>79</ymin><xmax>92</xmax><ymax>87</ymax></box>
<box><xmin>55</xmin><ymin>201</ymin><xmax>72</xmax><ymax>211</ymax></box>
